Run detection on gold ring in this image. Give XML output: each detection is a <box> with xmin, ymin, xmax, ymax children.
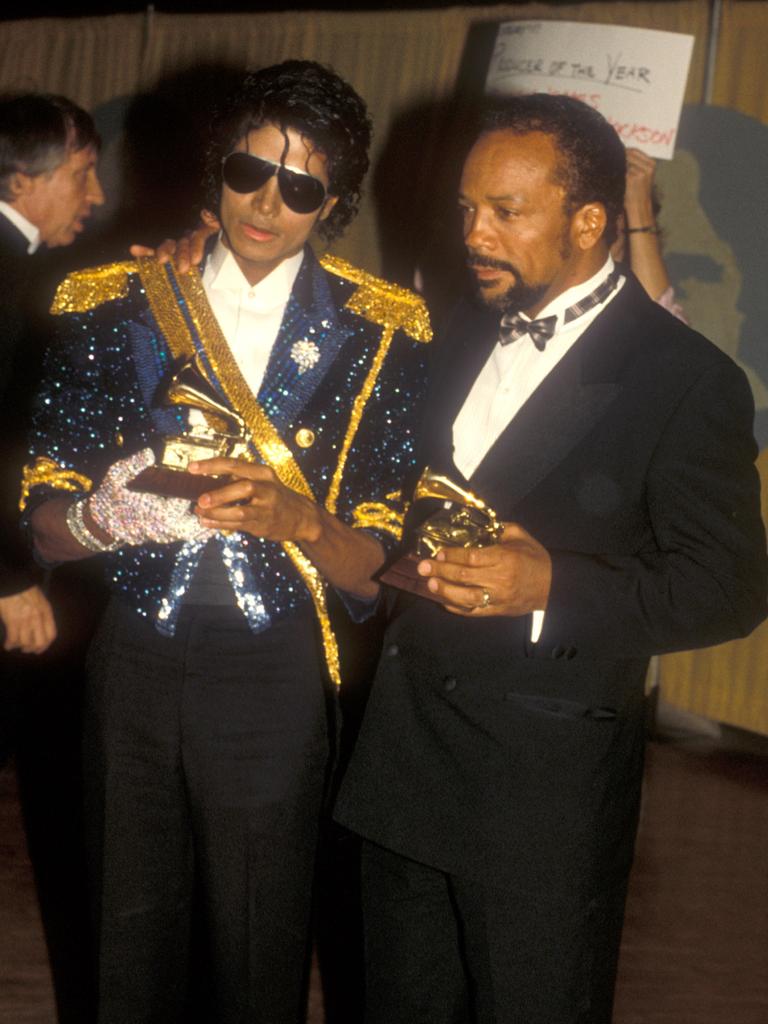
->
<box><xmin>480</xmin><ymin>587</ymin><xmax>491</xmax><ymax>609</ymax></box>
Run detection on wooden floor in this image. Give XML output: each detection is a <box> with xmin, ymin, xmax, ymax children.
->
<box><xmin>613</xmin><ymin>729</ymin><xmax>768</xmax><ymax>1024</ymax></box>
<box><xmin>1</xmin><ymin>729</ymin><xmax>767</xmax><ymax>1023</ymax></box>
<box><xmin>0</xmin><ymin>767</ymin><xmax>56</xmax><ymax>1024</ymax></box>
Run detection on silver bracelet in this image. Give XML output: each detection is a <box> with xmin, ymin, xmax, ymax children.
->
<box><xmin>65</xmin><ymin>499</ymin><xmax>120</xmax><ymax>553</ymax></box>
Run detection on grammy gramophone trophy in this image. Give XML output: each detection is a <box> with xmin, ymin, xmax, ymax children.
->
<box><xmin>127</xmin><ymin>355</ymin><xmax>250</xmax><ymax>501</ymax></box>
<box><xmin>378</xmin><ymin>467</ymin><xmax>504</xmax><ymax>601</ymax></box>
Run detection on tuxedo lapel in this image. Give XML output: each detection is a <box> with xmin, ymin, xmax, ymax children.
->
<box><xmin>420</xmin><ymin>301</ymin><xmax>499</xmax><ymax>480</ymax></box>
<box><xmin>470</xmin><ymin>341</ymin><xmax>622</xmax><ymax>512</ymax></box>
<box><xmin>461</xmin><ymin>283</ymin><xmax>641</xmax><ymax>512</ymax></box>
<box><xmin>257</xmin><ymin>248</ymin><xmax>353</xmax><ymax>433</ymax></box>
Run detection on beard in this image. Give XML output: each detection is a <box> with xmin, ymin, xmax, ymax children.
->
<box><xmin>467</xmin><ymin>253</ymin><xmax>548</xmax><ymax>314</ymax></box>
<box><xmin>467</xmin><ymin>230</ymin><xmax>573</xmax><ymax>315</ymax></box>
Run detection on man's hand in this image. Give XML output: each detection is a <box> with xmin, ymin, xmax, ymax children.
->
<box><xmin>191</xmin><ymin>458</ymin><xmax>321</xmax><ymax>544</ymax></box>
<box><xmin>128</xmin><ymin>211</ymin><xmax>220</xmax><ymax>272</ymax></box>
<box><xmin>0</xmin><ymin>585</ymin><xmax>57</xmax><ymax>654</ymax></box>
<box><xmin>190</xmin><ymin>457</ymin><xmax>383</xmax><ymax>599</ymax></box>
<box><xmin>416</xmin><ymin>522</ymin><xmax>552</xmax><ymax>617</ymax></box>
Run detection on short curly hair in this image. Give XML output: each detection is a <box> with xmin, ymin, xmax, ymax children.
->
<box><xmin>478</xmin><ymin>94</ymin><xmax>626</xmax><ymax>247</ymax></box>
<box><xmin>203</xmin><ymin>61</ymin><xmax>372</xmax><ymax>242</ymax></box>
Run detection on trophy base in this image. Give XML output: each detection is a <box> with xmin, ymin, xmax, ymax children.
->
<box><xmin>126</xmin><ymin>465</ymin><xmax>234</xmax><ymax>501</ymax></box>
<box><xmin>378</xmin><ymin>553</ymin><xmax>449</xmax><ymax>604</ymax></box>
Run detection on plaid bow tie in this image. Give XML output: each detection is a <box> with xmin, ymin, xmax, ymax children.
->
<box><xmin>499</xmin><ymin>270</ymin><xmax>620</xmax><ymax>352</ymax></box>
<box><xmin>498</xmin><ymin>312</ymin><xmax>557</xmax><ymax>351</ymax></box>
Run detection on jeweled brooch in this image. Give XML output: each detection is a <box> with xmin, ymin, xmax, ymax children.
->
<box><xmin>290</xmin><ymin>339</ymin><xmax>321</xmax><ymax>375</ymax></box>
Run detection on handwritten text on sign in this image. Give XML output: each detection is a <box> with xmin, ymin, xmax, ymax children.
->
<box><xmin>485</xmin><ymin>21</ymin><xmax>694</xmax><ymax>159</ymax></box>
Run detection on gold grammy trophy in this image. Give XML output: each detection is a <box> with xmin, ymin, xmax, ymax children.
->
<box><xmin>127</xmin><ymin>355</ymin><xmax>250</xmax><ymax>500</ymax></box>
<box><xmin>378</xmin><ymin>467</ymin><xmax>504</xmax><ymax>601</ymax></box>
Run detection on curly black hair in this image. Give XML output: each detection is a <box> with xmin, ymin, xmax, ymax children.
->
<box><xmin>203</xmin><ymin>60</ymin><xmax>372</xmax><ymax>242</ymax></box>
<box><xmin>477</xmin><ymin>94</ymin><xmax>626</xmax><ymax>247</ymax></box>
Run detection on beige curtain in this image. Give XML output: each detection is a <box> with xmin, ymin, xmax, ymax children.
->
<box><xmin>0</xmin><ymin>3</ymin><xmax>714</xmax><ymax>269</ymax></box>
<box><xmin>136</xmin><ymin>2</ymin><xmax>715</xmax><ymax>266</ymax></box>
<box><xmin>0</xmin><ymin>15</ymin><xmax>144</xmax><ymax>110</ymax></box>
<box><xmin>661</xmin><ymin>449</ymin><xmax>768</xmax><ymax>736</ymax></box>
<box><xmin>714</xmin><ymin>0</ymin><xmax>768</xmax><ymax>124</ymax></box>
<box><xmin>656</xmin><ymin>0</ymin><xmax>768</xmax><ymax>734</ymax></box>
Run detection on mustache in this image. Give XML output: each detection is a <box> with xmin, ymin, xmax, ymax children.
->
<box><xmin>466</xmin><ymin>252</ymin><xmax>517</xmax><ymax>274</ymax></box>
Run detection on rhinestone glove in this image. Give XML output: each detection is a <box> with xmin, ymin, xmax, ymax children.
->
<box><xmin>88</xmin><ymin>448</ymin><xmax>214</xmax><ymax>546</ymax></box>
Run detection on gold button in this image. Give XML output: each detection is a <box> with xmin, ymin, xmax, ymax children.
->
<box><xmin>295</xmin><ymin>428</ymin><xmax>315</xmax><ymax>449</ymax></box>
<box><xmin>115</xmin><ymin>432</ymin><xmax>124</xmax><ymax>447</ymax></box>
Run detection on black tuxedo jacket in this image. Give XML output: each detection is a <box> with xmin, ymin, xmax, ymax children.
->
<box><xmin>337</xmin><ymin>274</ymin><xmax>767</xmax><ymax>894</ymax></box>
<box><xmin>0</xmin><ymin>212</ymin><xmax>45</xmax><ymax>597</ymax></box>
<box><xmin>0</xmin><ymin>214</ymin><xmax>65</xmax><ymax>597</ymax></box>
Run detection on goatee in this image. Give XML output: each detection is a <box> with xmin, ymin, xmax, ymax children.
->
<box><xmin>467</xmin><ymin>254</ymin><xmax>548</xmax><ymax>315</ymax></box>
<box><xmin>494</xmin><ymin>279</ymin><xmax>549</xmax><ymax>315</ymax></box>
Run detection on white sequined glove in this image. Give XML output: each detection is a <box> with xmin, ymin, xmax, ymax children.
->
<box><xmin>88</xmin><ymin>448</ymin><xmax>214</xmax><ymax>545</ymax></box>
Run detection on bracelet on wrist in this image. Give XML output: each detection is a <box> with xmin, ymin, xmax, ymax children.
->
<box><xmin>626</xmin><ymin>225</ymin><xmax>659</xmax><ymax>234</ymax></box>
<box><xmin>65</xmin><ymin>498</ymin><xmax>120</xmax><ymax>553</ymax></box>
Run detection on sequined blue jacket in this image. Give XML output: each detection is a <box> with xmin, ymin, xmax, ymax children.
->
<box><xmin>22</xmin><ymin>248</ymin><xmax>431</xmax><ymax>683</ymax></box>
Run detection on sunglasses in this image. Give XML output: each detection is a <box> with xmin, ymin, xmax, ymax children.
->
<box><xmin>221</xmin><ymin>152</ymin><xmax>328</xmax><ymax>214</ymax></box>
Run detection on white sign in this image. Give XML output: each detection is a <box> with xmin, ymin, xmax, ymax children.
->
<box><xmin>485</xmin><ymin>21</ymin><xmax>694</xmax><ymax>159</ymax></box>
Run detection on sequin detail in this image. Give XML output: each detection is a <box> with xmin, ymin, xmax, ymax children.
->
<box><xmin>50</xmin><ymin>262</ymin><xmax>134</xmax><ymax>314</ymax></box>
<box><xmin>318</xmin><ymin>257</ymin><xmax>429</xmax><ymax>517</ymax></box>
<box><xmin>26</xmin><ymin>253</ymin><xmax>431</xmax><ymax>688</ymax></box>
<box><xmin>19</xmin><ymin>457</ymin><xmax>92</xmax><ymax>511</ymax></box>
<box><xmin>326</xmin><ymin>323</ymin><xmax>395</xmax><ymax>516</ymax></box>
<box><xmin>282</xmin><ymin>541</ymin><xmax>340</xmax><ymax>687</ymax></box>
<box><xmin>156</xmin><ymin>535</ymin><xmax>210</xmax><ymax>632</ymax></box>
<box><xmin>352</xmin><ymin>500</ymin><xmax>404</xmax><ymax>538</ymax></box>
<box><xmin>221</xmin><ymin>535</ymin><xmax>271</xmax><ymax>631</ymax></box>
<box><xmin>320</xmin><ymin>255</ymin><xmax>432</xmax><ymax>343</ymax></box>
<box><xmin>136</xmin><ymin>258</ymin><xmax>198</xmax><ymax>369</ymax></box>
<box><xmin>140</xmin><ymin>261</ymin><xmax>343</xmax><ymax>679</ymax></box>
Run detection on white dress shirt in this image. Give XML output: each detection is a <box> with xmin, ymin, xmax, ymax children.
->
<box><xmin>452</xmin><ymin>257</ymin><xmax>624</xmax><ymax>640</ymax></box>
<box><xmin>0</xmin><ymin>201</ymin><xmax>41</xmax><ymax>253</ymax></box>
<box><xmin>201</xmin><ymin>239</ymin><xmax>303</xmax><ymax>395</ymax></box>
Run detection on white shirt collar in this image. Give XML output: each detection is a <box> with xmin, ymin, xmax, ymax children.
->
<box><xmin>0</xmin><ymin>201</ymin><xmax>41</xmax><ymax>254</ymax></box>
<box><xmin>205</xmin><ymin>237</ymin><xmax>304</xmax><ymax>313</ymax></box>
<box><xmin>525</xmin><ymin>256</ymin><xmax>619</xmax><ymax>324</ymax></box>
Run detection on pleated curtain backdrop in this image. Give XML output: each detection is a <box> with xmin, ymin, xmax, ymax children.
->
<box><xmin>1</xmin><ymin>0</ymin><xmax>767</xmax><ymax>733</ymax></box>
<box><xmin>0</xmin><ymin>1</ymin><xmax>724</xmax><ymax>271</ymax></box>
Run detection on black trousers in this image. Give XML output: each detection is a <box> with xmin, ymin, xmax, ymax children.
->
<box><xmin>84</xmin><ymin>598</ymin><xmax>332</xmax><ymax>1024</ymax></box>
<box><xmin>360</xmin><ymin>841</ymin><xmax>630</xmax><ymax>1024</ymax></box>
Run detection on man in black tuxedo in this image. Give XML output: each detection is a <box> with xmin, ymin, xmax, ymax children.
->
<box><xmin>0</xmin><ymin>93</ymin><xmax>103</xmax><ymax>681</ymax></box>
<box><xmin>335</xmin><ymin>95</ymin><xmax>767</xmax><ymax>1023</ymax></box>
<box><xmin>0</xmin><ymin>93</ymin><xmax>104</xmax><ymax>1023</ymax></box>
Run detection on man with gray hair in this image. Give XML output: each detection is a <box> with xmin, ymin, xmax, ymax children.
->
<box><xmin>0</xmin><ymin>91</ymin><xmax>104</xmax><ymax>1023</ymax></box>
<box><xmin>0</xmin><ymin>92</ymin><xmax>103</xmax><ymax>670</ymax></box>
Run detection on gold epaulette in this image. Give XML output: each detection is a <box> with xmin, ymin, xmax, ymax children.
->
<box><xmin>320</xmin><ymin>254</ymin><xmax>432</xmax><ymax>344</ymax></box>
<box><xmin>50</xmin><ymin>261</ymin><xmax>137</xmax><ymax>315</ymax></box>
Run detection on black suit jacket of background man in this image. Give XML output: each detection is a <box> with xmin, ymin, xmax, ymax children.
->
<box><xmin>0</xmin><ymin>211</ymin><xmax>101</xmax><ymax>1022</ymax></box>
<box><xmin>0</xmin><ymin>211</ymin><xmax>47</xmax><ymax>600</ymax></box>
<box><xmin>335</xmin><ymin>272</ymin><xmax>767</xmax><ymax>1017</ymax></box>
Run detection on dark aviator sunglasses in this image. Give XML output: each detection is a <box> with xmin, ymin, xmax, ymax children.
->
<box><xmin>221</xmin><ymin>152</ymin><xmax>328</xmax><ymax>214</ymax></box>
